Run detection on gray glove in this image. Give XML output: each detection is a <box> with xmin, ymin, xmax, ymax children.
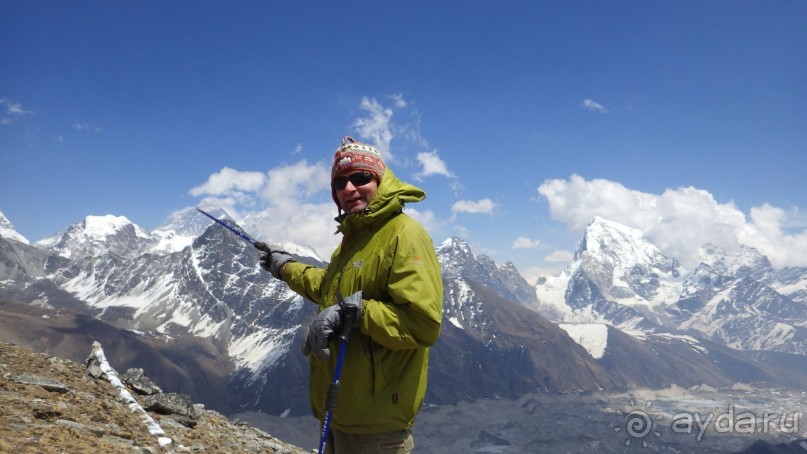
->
<box><xmin>254</xmin><ymin>242</ymin><xmax>293</xmax><ymax>280</ymax></box>
<box><xmin>302</xmin><ymin>290</ymin><xmax>363</xmax><ymax>360</ymax></box>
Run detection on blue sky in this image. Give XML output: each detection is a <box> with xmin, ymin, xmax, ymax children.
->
<box><xmin>2</xmin><ymin>1</ymin><xmax>806</xmax><ymax>281</ymax></box>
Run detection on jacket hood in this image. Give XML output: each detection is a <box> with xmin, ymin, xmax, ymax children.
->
<box><xmin>336</xmin><ymin>168</ymin><xmax>425</xmax><ymax>236</ymax></box>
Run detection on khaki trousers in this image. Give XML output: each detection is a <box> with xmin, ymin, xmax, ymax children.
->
<box><xmin>324</xmin><ymin>428</ymin><xmax>414</xmax><ymax>454</ymax></box>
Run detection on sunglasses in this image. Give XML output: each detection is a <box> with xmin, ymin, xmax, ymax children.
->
<box><xmin>332</xmin><ymin>171</ymin><xmax>375</xmax><ymax>190</ymax></box>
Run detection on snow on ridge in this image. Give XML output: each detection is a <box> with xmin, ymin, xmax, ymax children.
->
<box><xmin>150</xmin><ymin>231</ymin><xmax>196</xmax><ymax>254</ymax></box>
<box><xmin>559</xmin><ymin>323</ymin><xmax>608</xmax><ymax>359</ymax></box>
<box><xmin>0</xmin><ymin>209</ymin><xmax>30</xmax><ymax>244</ymax></box>
<box><xmin>584</xmin><ymin>217</ymin><xmax>679</xmax><ymax>273</ymax></box>
<box><xmin>651</xmin><ymin>332</ymin><xmax>709</xmax><ymax>355</ymax></box>
<box><xmin>278</xmin><ymin>241</ymin><xmax>322</xmax><ymax>262</ymax></box>
<box><xmin>228</xmin><ymin>326</ymin><xmax>297</xmax><ymax>379</ymax></box>
<box><xmin>84</xmin><ymin>214</ymin><xmax>149</xmax><ymax>239</ymax></box>
<box><xmin>534</xmin><ymin>274</ymin><xmax>572</xmax><ymax>319</ymax></box>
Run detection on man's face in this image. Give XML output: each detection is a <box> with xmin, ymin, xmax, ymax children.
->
<box><xmin>333</xmin><ymin>171</ymin><xmax>379</xmax><ymax>214</ymax></box>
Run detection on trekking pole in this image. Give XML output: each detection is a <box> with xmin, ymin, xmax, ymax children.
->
<box><xmin>317</xmin><ymin>291</ymin><xmax>358</xmax><ymax>454</ymax></box>
<box><xmin>195</xmin><ymin>208</ymin><xmax>257</xmax><ymax>245</ymax></box>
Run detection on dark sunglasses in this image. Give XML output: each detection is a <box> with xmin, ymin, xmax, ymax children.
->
<box><xmin>332</xmin><ymin>171</ymin><xmax>375</xmax><ymax>190</ymax></box>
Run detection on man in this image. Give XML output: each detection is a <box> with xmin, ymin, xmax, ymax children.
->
<box><xmin>257</xmin><ymin>136</ymin><xmax>443</xmax><ymax>453</ymax></box>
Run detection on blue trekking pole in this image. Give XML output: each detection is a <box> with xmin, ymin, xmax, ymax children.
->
<box><xmin>318</xmin><ymin>291</ymin><xmax>358</xmax><ymax>454</ymax></box>
<box><xmin>196</xmin><ymin>208</ymin><xmax>258</xmax><ymax>245</ymax></box>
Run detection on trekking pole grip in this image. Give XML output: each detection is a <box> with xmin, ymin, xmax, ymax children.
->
<box><xmin>339</xmin><ymin>309</ymin><xmax>356</xmax><ymax>343</ymax></box>
<box><xmin>325</xmin><ymin>381</ymin><xmax>340</xmax><ymax>413</ymax></box>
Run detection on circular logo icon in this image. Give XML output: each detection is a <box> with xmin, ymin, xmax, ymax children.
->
<box><xmin>614</xmin><ymin>399</ymin><xmax>663</xmax><ymax>447</ymax></box>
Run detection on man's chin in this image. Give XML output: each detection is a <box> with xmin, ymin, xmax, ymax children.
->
<box><xmin>345</xmin><ymin>203</ymin><xmax>367</xmax><ymax>214</ymax></box>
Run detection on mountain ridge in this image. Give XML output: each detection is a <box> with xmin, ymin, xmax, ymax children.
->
<box><xmin>4</xmin><ymin>206</ymin><xmax>807</xmax><ymax>425</ymax></box>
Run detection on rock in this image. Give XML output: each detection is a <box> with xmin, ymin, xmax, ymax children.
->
<box><xmin>121</xmin><ymin>368</ymin><xmax>163</xmax><ymax>395</ymax></box>
<box><xmin>15</xmin><ymin>373</ymin><xmax>70</xmax><ymax>393</ymax></box>
<box><xmin>85</xmin><ymin>357</ymin><xmax>103</xmax><ymax>378</ymax></box>
<box><xmin>142</xmin><ymin>392</ymin><xmax>198</xmax><ymax>418</ymax></box>
<box><xmin>55</xmin><ymin>419</ymin><xmax>107</xmax><ymax>436</ymax></box>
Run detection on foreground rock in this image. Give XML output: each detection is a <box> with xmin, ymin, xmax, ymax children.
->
<box><xmin>0</xmin><ymin>340</ymin><xmax>308</xmax><ymax>453</ymax></box>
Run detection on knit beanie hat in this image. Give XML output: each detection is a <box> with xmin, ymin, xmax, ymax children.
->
<box><xmin>330</xmin><ymin>136</ymin><xmax>386</xmax><ymax>217</ymax></box>
<box><xmin>331</xmin><ymin>136</ymin><xmax>386</xmax><ymax>183</ymax></box>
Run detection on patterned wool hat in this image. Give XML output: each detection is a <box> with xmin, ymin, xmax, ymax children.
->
<box><xmin>331</xmin><ymin>136</ymin><xmax>386</xmax><ymax>183</ymax></box>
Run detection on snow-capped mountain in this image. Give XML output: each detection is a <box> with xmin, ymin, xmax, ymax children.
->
<box><xmin>770</xmin><ymin>266</ymin><xmax>807</xmax><ymax>305</ymax></box>
<box><xmin>0</xmin><ymin>210</ymin><xmax>29</xmax><ymax>244</ymax></box>
<box><xmin>433</xmin><ymin>237</ymin><xmax>807</xmax><ymax>395</ymax></box>
<box><xmin>150</xmin><ymin>203</ymin><xmax>232</xmax><ymax>254</ymax></box>
<box><xmin>5</xmin><ymin>207</ymin><xmax>807</xmax><ymax>418</ymax></box>
<box><xmin>536</xmin><ymin>216</ymin><xmax>807</xmax><ymax>356</ymax></box>
<box><xmin>433</xmin><ymin>237</ymin><xmax>619</xmax><ymax>399</ymax></box>
<box><xmin>534</xmin><ymin>217</ymin><xmax>684</xmax><ymax>330</ymax></box>
<box><xmin>437</xmin><ymin>237</ymin><xmax>537</xmax><ymax>307</ymax></box>
<box><xmin>36</xmin><ymin>215</ymin><xmax>156</xmax><ymax>259</ymax></box>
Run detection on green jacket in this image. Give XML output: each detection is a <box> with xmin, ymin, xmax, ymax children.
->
<box><xmin>283</xmin><ymin>168</ymin><xmax>443</xmax><ymax>434</ymax></box>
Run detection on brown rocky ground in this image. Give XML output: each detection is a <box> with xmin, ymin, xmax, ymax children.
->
<box><xmin>0</xmin><ymin>340</ymin><xmax>309</xmax><ymax>453</ymax></box>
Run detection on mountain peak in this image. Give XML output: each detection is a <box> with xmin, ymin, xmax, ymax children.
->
<box><xmin>0</xmin><ymin>209</ymin><xmax>29</xmax><ymax>244</ymax></box>
<box><xmin>578</xmin><ymin>217</ymin><xmax>679</xmax><ymax>274</ymax></box>
<box><xmin>152</xmin><ymin>205</ymin><xmax>237</xmax><ymax>254</ymax></box>
<box><xmin>697</xmin><ymin>242</ymin><xmax>772</xmax><ymax>279</ymax></box>
<box><xmin>436</xmin><ymin>237</ymin><xmax>473</xmax><ymax>271</ymax></box>
<box><xmin>83</xmin><ymin>215</ymin><xmax>150</xmax><ymax>240</ymax></box>
<box><xmin>581</xmin><ymin>217</ymin><xmax>644</xmax><ymax>252</ymax></box>
<box><xmin>438</xmin><ymin>236</ymin><xmax>471</xmax><ymax>252</ymax></box>
<box><xmin>36</xmin><ymin>214</ymin><xmax>154</xmax><ymax>259</ymax></box>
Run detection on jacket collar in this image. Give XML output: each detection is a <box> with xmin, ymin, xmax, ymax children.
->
<box><xmin>335</xmin><ymin>168</ymin><xmax>425</xmax><ymax>237</ymax></box>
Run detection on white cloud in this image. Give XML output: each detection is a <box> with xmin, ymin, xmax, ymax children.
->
<box><xmin>513</xmin><ymin>236</ymin><xmax>541</xmax><ymax>250</ymax></box>
<box><xmin>1</xmin><ymin>99</ymin><xmax>33</xmax><ymax>124</ymax></box>
<box><xmin>353</xmin><ymin>97</ymin><xmax>395</xmax><ymax>159</ymax></box>
<box><xmin>246</xmin><ymin>200</ymin><xmax>338</xmax><ymax>260</ymax></box>
<box><xmin>404</xmin><ymin>207</ymin><xmax>438</xmax><ymax>234</ymax></box>
<box><xmin>191</xmin><ymin>161</ymin><xmax>337</xmax><ymax>259</ymax></box>
<box><xmin>391</xmin><ymin>93</ymin><xmax>408</xmax><ymax>108</ymax></box>
<box><xmin>186</xmin><ymin>93</ymin><xmax>450</xmax><ymax>260</ymax></box>
<box><xmin>544</xmin><ymin>250</ymin><xmax>574</xmax><ymax>263</ymax></box>
<box><xmin>350</xmin><ymin>94</ymin><xmax>431</xmax><ymax>164</ymax></box>
<box><xmin>581</xmin><ymin>98</ymin><xmax>608</xmax><ymax>113</ymax></box>
<box><xmin>452</xmin><ymin>198</ymin><xmax>496</xmax><ymax>215</ymax></box>
<box><xmin>454</xmin><ymin>224</ymin><xmax>471</xmax><ymax>238</ymax></box>
<box><xmin>1</xmin><ymin>99</ymin><xmax>33</xmax><ymax>116</ymax></box>
<box><xmin>415</xmin><ymin>150</ymin><xmax>455</xmax><ymax>179</ymax></box>
<box><xmin>538</xmin><ymin>174</ymin><xmax>807</xmax><ymax>268</ymax></box>
<box><xmin>738</xmin><ymin>204</ymin><xmax>807</xmax><ymax>269</ymax></box>
<box><xmin>521</xmin><ymin>266</ymin><xmax>559</xmax><ymax>284</ymax></box>
<box><xmin>259</xmin><ymin>160</ymin><xmax>330</xmax><ymax>207</ymax></box>
<box><xmin>73</xmin><ymin>122</ymin><xmax>101</xmax><ymax>132</ymax></box>
<box><xmin>189</xmin><ymin>167</ymin><xmax>267</xmax><ymax>197</ymax></box>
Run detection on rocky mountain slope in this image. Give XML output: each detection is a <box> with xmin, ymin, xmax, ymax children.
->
<box><xmin>0</xmin><ymin>339</ymin><xmax>306</xmax><ymax>453</ymax></box>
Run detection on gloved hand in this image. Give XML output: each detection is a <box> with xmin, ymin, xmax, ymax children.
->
<box><xmin>302</xmin><ymin>290</ymin><xmax>363</xmax><ymax>360</ymax></box>
<box><xmin>254</xmin><ymin>242</ymin><xmax>293</xmax><ymax>280</ymax></box>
